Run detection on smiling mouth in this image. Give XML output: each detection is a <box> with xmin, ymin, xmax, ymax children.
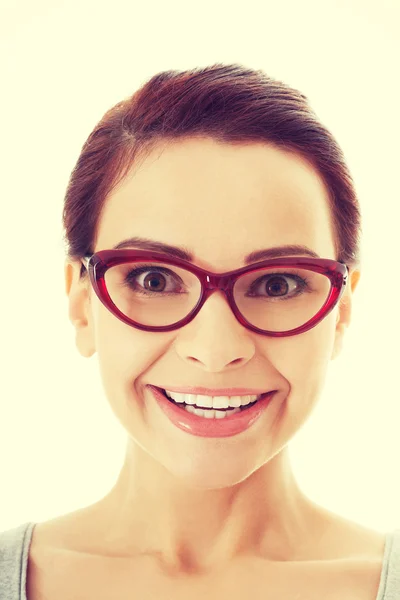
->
<box><xmin>158</xmin><ymin>387</ymin><xmax>260</xmax><ymax>411</ymax></box>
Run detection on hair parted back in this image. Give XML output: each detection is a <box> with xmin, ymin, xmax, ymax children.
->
<box><xmin>62</xmin><ymin>62</ymin><xmax>362</xmax><ymax>278</ymax></box>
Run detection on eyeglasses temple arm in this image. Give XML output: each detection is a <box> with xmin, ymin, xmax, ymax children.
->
<box><xmin>81</xmin><ymin>256</ymin><xmax>91</xmax><ymax>271</ymax></box>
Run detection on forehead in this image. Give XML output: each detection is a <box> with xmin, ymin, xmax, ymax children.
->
<box><xmin>96</xmin><ymin>138</ymin><xmax>336</xmax><ymax>270</ymax></box>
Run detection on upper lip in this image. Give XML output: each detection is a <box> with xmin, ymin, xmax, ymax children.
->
<box><xmin>150</xmin><ymin>385</ymin><xmax>274</xmax><ymax>396</ymax></box>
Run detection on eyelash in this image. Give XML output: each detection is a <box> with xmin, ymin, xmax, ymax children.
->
<box><xmin>122</xmin><ymin>265</ymin><xmax>311</xmax><ymax>300</ymax></box>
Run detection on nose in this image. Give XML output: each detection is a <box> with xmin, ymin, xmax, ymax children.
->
<box><xmin>175</xmin><ymin>290</ymin><xmax>256</xmax><ymax>370</ymax></box>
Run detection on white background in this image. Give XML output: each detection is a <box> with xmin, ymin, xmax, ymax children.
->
<box><xmin>1</xmin><ymin>0</ymin><xmax>399</xmax><ymax>533</ymax></box>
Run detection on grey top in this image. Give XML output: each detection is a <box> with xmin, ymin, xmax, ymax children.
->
<box><xmin>0</xmin><ymin>522</ymin><xmax>399</xmax><ymax>599</ymax></box>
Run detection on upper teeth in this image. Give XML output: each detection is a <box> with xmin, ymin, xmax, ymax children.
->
<box><xmin>164</xmin><ymin>390</ymin><xmax>263</xmax><ymax>409</ymax></box>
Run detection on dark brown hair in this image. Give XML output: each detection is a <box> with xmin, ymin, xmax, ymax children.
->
<box><xmin>62</xmin><ymin>63</ymin><xmax>362</xmax><ymax>278</ymax></box>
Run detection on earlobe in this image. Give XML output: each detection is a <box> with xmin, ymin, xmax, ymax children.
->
<box><xmin>64</xmin><ymin>260</ymin><xmax>96</xmax><ymax>358</ymax></box>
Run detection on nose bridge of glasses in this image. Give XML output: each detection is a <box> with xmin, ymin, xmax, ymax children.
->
<box><xmin>202</xmin><ymin>272</ymin><xmax>235</xmax><ymax>293</ymax></box>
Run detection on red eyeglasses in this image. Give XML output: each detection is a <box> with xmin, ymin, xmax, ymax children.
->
<box><xmin>81</xmin><ymin>249</ymin><xmax>348</xmax><ymax>338</ymax></box>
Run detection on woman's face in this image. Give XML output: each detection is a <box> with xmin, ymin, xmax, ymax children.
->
<box><xmin>66</xmin><ymin>137</ymin><xmax>359</xmax><ymax>489</ymax></box>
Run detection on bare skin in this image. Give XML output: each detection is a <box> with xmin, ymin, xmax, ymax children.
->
<box><xmin>27</xmin><ymin>507</ymin><xmax>386</xmax><ymax>599</ymax></box>
<box><xmin>27</xmin><ymin>137</ymin><xmax>386</xmax><ymax>599</ymax></box>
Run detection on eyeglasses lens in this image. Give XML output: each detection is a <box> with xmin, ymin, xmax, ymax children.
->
<box><xmin>103</xmin><ymin>261</ymin><xmax>332</xmax><ymax>332</ymax></box>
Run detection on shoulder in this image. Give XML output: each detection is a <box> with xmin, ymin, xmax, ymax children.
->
<box><xmin>338</xmin><ymin>529</ymin><xmax>400</xmax><ymax>600</ymax></box>
<box><xmin>0</xmin><ymin>521</ymin><xmax>35</xmax><ymax>562</ymax></box>
<box><xmin>377</xmin><ymin>529</ymin><xmax>400</xmax><ymax>600</ymax></box>
<box><xmin>338</xmin><ymin>557</ymin><xmax>388</xmax><ymax>600</ymax></box>
<box><xmin>0</xmin><ymin>522</ymin><xmax>35</xmax><ymax>599</ymax></box>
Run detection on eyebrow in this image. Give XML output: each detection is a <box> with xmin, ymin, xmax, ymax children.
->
<box><xmin>113</xmin><ymin>237</ymin><xmax>320</xmax><ymax>264</ymax></box>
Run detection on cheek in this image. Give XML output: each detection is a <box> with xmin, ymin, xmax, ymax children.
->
<box><xmin>94</xmin><ymin>308</ymin><xmax>169</xmax><ymax>396</ymax></box>
<box><xmin>274</xmin><ymin>311</ymin><xmax>337</xmax><ymax>402</ymax></box>
<box><xmin>92</xmin><ymin>306</ymin><xmax>139</xmax><ymax>390</ymax></box>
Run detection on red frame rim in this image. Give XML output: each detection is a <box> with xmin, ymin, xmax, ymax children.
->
<box><xmin>82</xmin><ymin>249</ymin><xmax>348</xmax><ymax>338</ymax></box>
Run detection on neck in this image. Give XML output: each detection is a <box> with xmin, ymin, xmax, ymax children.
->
<box><xmin>91</xmin><ymin>442</ymin><xmax>325</xmax><ymax>574</ymax></box>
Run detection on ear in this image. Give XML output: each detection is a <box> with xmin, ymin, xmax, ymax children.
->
<box><xmin>331</xmin><ymin>268</ymin><xmax>361</xmax><ymax>361</ymax></box>
<box><xmin>64</xmin><ymin>259</ymin><xmax>96</xmax><ymax>358</ymax></box>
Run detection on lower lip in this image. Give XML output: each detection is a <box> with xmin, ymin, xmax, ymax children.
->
<box><xmin>148</xmin><ymin>385</ymin><xmax>276</xmax><ymax>438</ymax></box>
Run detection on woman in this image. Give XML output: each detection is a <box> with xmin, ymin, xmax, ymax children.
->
<box><xmin>1</xmin><ymin>63</ymin><xmax>399</xmax><ymax>599</ymax></box>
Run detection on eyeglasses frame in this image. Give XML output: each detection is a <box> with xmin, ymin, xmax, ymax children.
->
<box><xmin>81</xmin><ymin>249</ymin><xmax>349</xmax><ymax>338</ymax></box>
